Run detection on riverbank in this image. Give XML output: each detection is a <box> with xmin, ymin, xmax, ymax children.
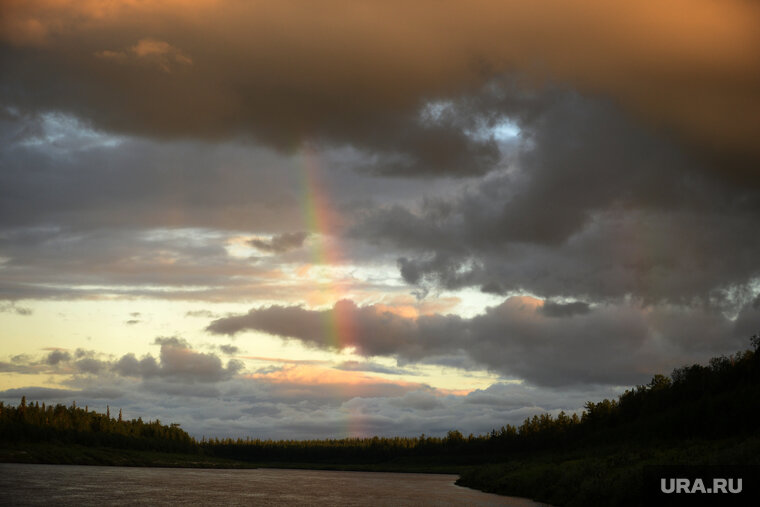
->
<box><xmin>0</xmin><ymin>442</ymin><xmax>252</xmax><ymax>469</ymax></box>
<box><xmin>457</xmin><ymin>435</ymin><xmax>760</xmax><ymax>506</ymax></box>
<box><xmin>0</xmin><ymin>442</ymin><xmax>462</xmax><ymax>474</ymax></box>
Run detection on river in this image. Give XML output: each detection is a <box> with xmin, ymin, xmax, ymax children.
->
<box><xmin>0</xmin><ymin>463</ymin><xmax>547</xmax><ymax>506</ymax></box>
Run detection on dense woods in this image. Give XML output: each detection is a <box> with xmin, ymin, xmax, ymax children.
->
<box><xmin>0</xmin><ymin>399</ymin><xmax>196</xmax><ymax>454</ymax></box>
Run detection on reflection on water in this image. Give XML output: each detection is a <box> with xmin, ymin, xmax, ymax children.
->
<box><xmin>0</xmin><ymin>463</ymin><xmax>547</xmax><ymax>506</ymax></box>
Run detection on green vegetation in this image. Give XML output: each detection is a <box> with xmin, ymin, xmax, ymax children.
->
<box><xmin>2</xmin><ymin>335</ymin><xmax>760</xmax><ymax>505</ymax></box>
<box><xmin>0</xmin><ymin>399</ymin><xmax>196</xmax><ymax>454</ymax></box>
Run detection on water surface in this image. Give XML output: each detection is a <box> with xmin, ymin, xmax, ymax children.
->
<box><xmin>0</xmin><ymin>463</ymin><xmax>546</xmax><ymax>506</ymax></box>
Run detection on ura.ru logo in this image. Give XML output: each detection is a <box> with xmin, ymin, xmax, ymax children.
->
<box><xmin>661</xmin><ymin>478</ymin><xmax>742</xmax><ymax>494</ymax></box>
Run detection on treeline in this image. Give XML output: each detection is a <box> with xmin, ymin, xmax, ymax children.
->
<box><xmin>0</xmin><ymin>399</ymin><xmax>197</xmax><ymax>454</ymax></box>
<box><xmin>202</xmin><ymin>431</ymin><xmax>481</xmax><ymax>464</ymax></box>
<box><xmin>3</xmin><ymin>336</ymin><xmax>760</xmax><ymax>465</ymax></box>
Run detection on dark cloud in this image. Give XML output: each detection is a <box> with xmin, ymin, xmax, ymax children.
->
<box><xmin>208</xmin><ymin>297</ymin><xmax>760</xmax><ymax>387</ymax></box>
<box><xmin>539</xmin><ymin>301</ymin><xmax>591</xmax><ymax>318</ymax></box>
<box><xmin>208</xmin><ymin>300</ymin><xmax>433</xmax><ymax>358</ymax></box>
<box><xmin>249</xmin><ymin>232</ymin><xmax>309</xmax><ymax>254</ymax></box>
<box><xmin>1</xmin><ymin>1</ymin><xmax>758</xmax><ymax>179</ymax></box>
<box><xmin>356</xmin><ymin>91</ymin><xmax>760</xmax><ymax>306</ymax></box>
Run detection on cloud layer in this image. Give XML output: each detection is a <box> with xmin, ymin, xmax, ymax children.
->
<box><xmin>208</xmin><ymin>297</ymin><xmax>760</xmax><ymax>387</ymax></box>
<box><xmin>1</xmin><ymin>1</ymin><xmax>759</xmax><ymax>439</ymax></box>
<box><xmin>1</xmin><ymin>339</ymin><xmax>621</xmax><ymax>439</ymax></box>
<box><xmin>2</xmin><ymin>0</ymin><xmax>759</xmax><ymax>177</ymax></box>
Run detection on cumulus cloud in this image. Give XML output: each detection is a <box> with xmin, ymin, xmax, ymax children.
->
<box><xmin>45</xmin><ymin>349</ymin><xmax>71</xmax><ymax>365</ymax></box>
<box><xmin>109</xmin><ymin>337</ymin><xmax>243</xmax><ymax>383</ymax></box>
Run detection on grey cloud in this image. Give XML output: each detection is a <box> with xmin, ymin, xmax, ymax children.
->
<box><xmin>208</xmin><ymin>300</ymin><xmax>441</xmax><ymax>358</ymax></box>
<box><xmin>154</xmin><ymin>336</ymin><xmax>189</xmax><ymax>348</ymax></box>
<box><xmin>334</xmin><ymin>361</ymin><xmax>417</xmax><ymax>376</ymax></box>
<box><xmin>0</xmin><ymin>113</ymin><xmax>460</xmax><ymax>303</ymax></box>
<box><xmin>208</xmin><ymin>297</ymin><xmax>760</xmax><ymax>387</ymax></box>
<box><xmin>107</xmin><ymin>338</ymin><xmax>242</xmax><ymax>384</ymax></box>
<box><xmin>539</xmin><ymin>301</ymin><xmax>591</xmax><ymax>318</ymax></box>
<box><xmin>113</xmin><ymin>354</ymin><xmax>160</xmax><ymax>378</ymax></box>
<box><xmin>389</xmin><ymin>391</ymin><xmax>444</xmax><ymax>411</ymax></box>
<box><xmin>0</xmin><ymin>361</ymin><xmax>43</xmax><ymax>374</ymax></box>
<box><xmin>45</xmin><ymin>349</ymin><xmax>71</xmax><ymax>365</ymax></box>
<box><xmin>158</xmin><ymin>342</ymin><xmax>241</xmax><ymax>383</ymax></box>
<box><xmin>111</xmin><ymin>338</ymin><xmax>243</xmax><ymax>383</ymax></box>
<box><xmin>0</xmin><ymin>349</ymin><xmax>647</xmax><ymax>440</ymax></box>
<box><xmin>74</xmin><ymin>357</ymin><xmax>105</xmax><ymax>374</ymax></box>
<box><xmin>219</xmin><ymin>344</ymin><xmax>239</xmax><ymax>355</ymax></box>
<box><xmin>1</xmin><ymin>350</ymin><xmax>109</xmax><ymax>375</ymax></box>
<box><xmin>0</xmin><ymin>387</ymin><xmax>79</xmax><ymax>401</ymax></box>
<box><xmin>249</xmin><ymin>232</ymin><xmax>309</xmax><ymax>254</ymax></box>
<box><xmin>355</xmin><ymin>92</ymin><xmax>760</xmax><ymax>306</ymax></box>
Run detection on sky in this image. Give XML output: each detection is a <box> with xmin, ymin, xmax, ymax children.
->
<box><xmin>1</xmin><ymin>0</ymin><xmax>760</xmax><ymax>439</ymax></box>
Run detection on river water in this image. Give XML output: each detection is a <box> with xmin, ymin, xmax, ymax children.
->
<box><xmin>0</xmin><ymin>463</ymin><xmax>547</xmax><ymax>506</ymax></box>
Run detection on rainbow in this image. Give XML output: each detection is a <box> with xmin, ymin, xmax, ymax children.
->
<box><xmin>297</xmin><ymin>144</ymin><xmax>363</xmax><ymax>436</ymax></box>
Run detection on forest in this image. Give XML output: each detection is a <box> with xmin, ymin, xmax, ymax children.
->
<box><xmin>2</xmin><ymin>335</ymin><xmax>760</xmax><ymax>504</ymax></box>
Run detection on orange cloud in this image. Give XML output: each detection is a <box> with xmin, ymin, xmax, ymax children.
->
<box><xmin>248</xmin><ymin>364</ymin><xmax>415</xmax><ymax>387</ymax></box>
<box><xmin>374</xmin><ymin>294</ymin><xmax>462</xmax><ymax>319</ymax></box>
<box><xmin>247</xmin><ymin>364</ymin><xmax>473</xmax><ymax>399</ymax></box>
<box><xmin>2</xmin><ymin>0</ymin><xmax>757</xmax><ymax>170</ymax></box>
<box><xmin>95</xmin><ymin>37</ymin><xmax>192</xmax><ymax>72</ymax></box>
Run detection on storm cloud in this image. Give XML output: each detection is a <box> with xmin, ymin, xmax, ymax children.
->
<box><xmin>2</xmin><ymin>0</ymin><xmax>759</xmax><ymax>178</ymax></box>
<box><xmin>356</xmin><ymin>91</ymin><xmax>760</xmax><ymax>307</ymax></box>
